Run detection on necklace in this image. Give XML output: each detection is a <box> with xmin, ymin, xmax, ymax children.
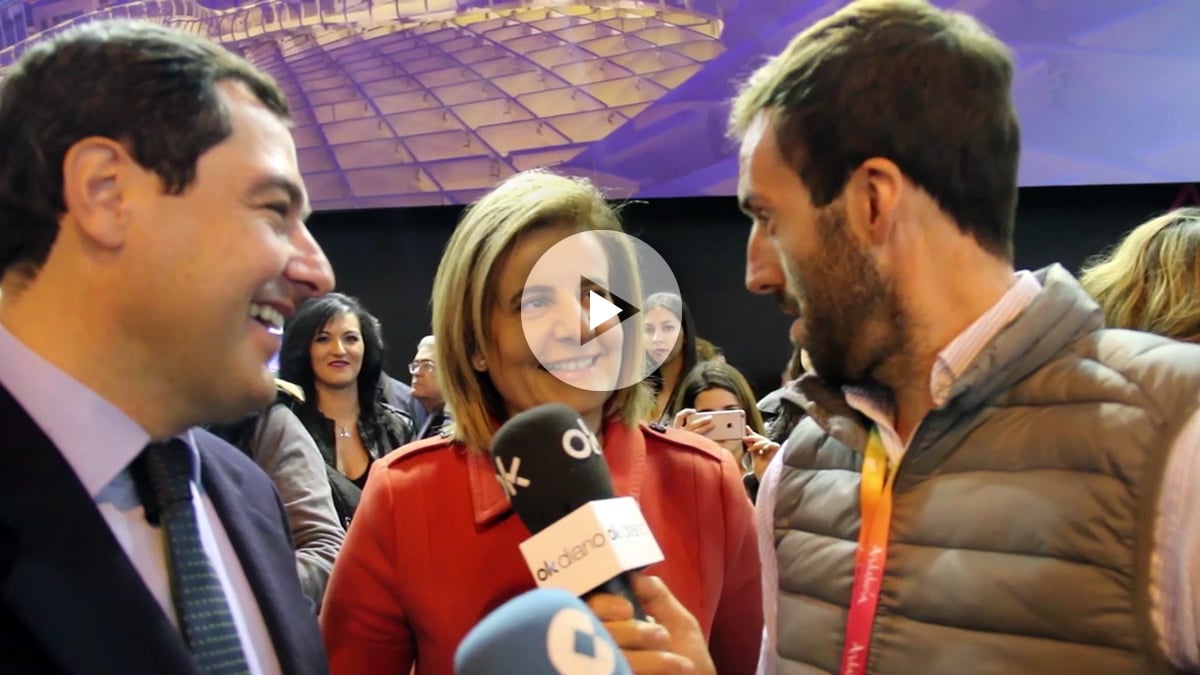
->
<box><xmin>337</xmin><ymin>425</ymin><xmax>352</xmax><ymax>439</ymax></box>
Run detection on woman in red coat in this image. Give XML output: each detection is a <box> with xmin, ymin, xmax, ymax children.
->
<box><xmin>320</xmin><ymin>169</ymin><xmax>762</xmax><ymax>674</ymax></box>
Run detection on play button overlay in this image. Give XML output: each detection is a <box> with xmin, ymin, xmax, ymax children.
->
<box><xmin>582</xmin><ymin>283</ymin><xmax>639</xmax><ymax>345</ymax></box>
<box><xmin>522</xmin><ymin>230</ymin><xmax>680</xmax><ymax>393</ymax></box>
<box><xmin>587</xmin><ymin>289</ymin><xmax>623</xmax><ymax>332</ymax></box>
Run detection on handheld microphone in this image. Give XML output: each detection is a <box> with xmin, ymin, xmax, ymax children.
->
<box><xmin>454</xmin><ymin>588</ymin><xmax>633</xmax><ymax>675</ymax></box>
<box><xmin>490</xmin><ymin>403</ymin><xmax>662</xmax><ymax>620</ymax></box>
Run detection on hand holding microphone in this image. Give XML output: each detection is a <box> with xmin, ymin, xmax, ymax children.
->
<box><xmin>454</xmin><ymin>588</ymin><xmax>632</xmax><ymax>674</ymax></box>
<box><xmin>452</xmin><ymin>583</ymin><xmax>708</xmax><ymax>675</ymax></box>
<box><xmin>588</xmin><ymin>574</ymin><xmax>715</xmax><ymax>675</ymax></box>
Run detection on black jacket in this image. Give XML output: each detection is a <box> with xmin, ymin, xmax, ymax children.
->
<box><xmin>287</xmin><ymin>396</ymin><xmax>413</xmax><ymax>529</ymax></box>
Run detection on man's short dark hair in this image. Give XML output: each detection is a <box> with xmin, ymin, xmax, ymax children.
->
<box><xmin>0</xmin><ymin>20</ymin><xmax>290</xmax><ymax>277</ymax></box>
<box><xmin>730</xmin><ymin>0</ymin><xmax>1020</xmax><ymax>260</ymax></box>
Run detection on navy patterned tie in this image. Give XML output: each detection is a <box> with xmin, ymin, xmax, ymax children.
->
<box><xmin>139</xmin><ymin>440</ymin><xmax>251</xmax><ymax>674</ymax></box>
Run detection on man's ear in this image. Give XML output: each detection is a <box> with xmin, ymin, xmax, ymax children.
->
<box><xmin>846</xmin><ymin>157</ymin><xmax>903</xmax><ymax>248</ymax></box>
<box><xmin>60</xmin><ymin>137</ymin><xmax>136</xmax><ymax>250</ymax></box>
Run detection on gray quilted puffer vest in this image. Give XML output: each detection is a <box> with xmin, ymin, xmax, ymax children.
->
<box><xmin>773</xmin><ymin>265</ymin><xmax>1200</xmax><ymax>675</ymax></box>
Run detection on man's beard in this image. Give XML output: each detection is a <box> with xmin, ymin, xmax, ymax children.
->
<box><xmin>783</xmin><ymin>203</ymin><xmax>906</xmax><ymax>388</ymax></box>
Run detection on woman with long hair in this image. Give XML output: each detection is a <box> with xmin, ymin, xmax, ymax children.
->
<box><xmin>278</xmin><ymin>292</ymin><xmax>413</xmax><ymax>527</ymax></box>
<box><xmin>643</xmin><ymin>291</ymin><xmax>699</xmax><ymax>423</ymax></box>
<box><xmin>671</xmin><ymin>360</ymin><xmax>780</xmax><ymax>499</ymax></box>
<box><xmin>321</xmin><ymin>170</ymin><xmax>761</xmax><ymax>674</ymax></box>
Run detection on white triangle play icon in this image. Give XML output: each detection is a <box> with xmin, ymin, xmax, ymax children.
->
<box><xmin>588</xmin><ymin>290</ymin><xmax>622</xmax><ymax>331</ymax></box>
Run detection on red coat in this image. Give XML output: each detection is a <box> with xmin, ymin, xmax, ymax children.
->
<box><xmin>321</xmin><ymin>419</ymin><xmax>763</xmax><ymax>675</ymax></box>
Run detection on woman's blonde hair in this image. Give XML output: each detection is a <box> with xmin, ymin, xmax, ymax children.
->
<box><xmin>431</xmin><ymin>169</ymin><xmax>654</xmax><ymax>450</ymax></box>
<box><xmin>1080</xmin><ymin>207</ymin><xmax>1200</xmax><ymax>343</ymax></box>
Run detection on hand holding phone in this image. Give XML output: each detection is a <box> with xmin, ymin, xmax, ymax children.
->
<box><xmin>672</xmin><ymin>408</ymin><xmax>748</xmax><ymax>460</ymax></box>
<box><xmin>698</xmin><ymin>409</ymin><xmax>745</xmax><ymax>442</ymax></box>
<box><xmin>672</xmin><ymin>408</ymin><xmax>746</xmax><ymax>440</ymax></box>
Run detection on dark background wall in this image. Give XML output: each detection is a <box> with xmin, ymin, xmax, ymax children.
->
<box><xmin>307</xmin><ymin>182</ymin><xmax>1186</xmax><ymax>398</ymax></box>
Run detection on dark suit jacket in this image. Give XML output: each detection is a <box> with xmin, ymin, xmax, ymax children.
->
<box><xmin>0</xmin><ymin>385</ymin><xmax>329</xmax><ymax>674</ymax></box>
<box><xmin>416</xmin><ymin>406</ymin><xmax>449</xmax><ymax>440</ymax></box>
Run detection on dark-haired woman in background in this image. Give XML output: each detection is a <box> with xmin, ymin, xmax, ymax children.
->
<box><xmin>279</xmin><ymin>292</ymin><xmax>413</xmax><ymax>527</ymax></box>
<box><xmin>643</xmin><ymin>291</ymin><xmax>699</xmax><ymax>422</ymax></box>
<box><xmin>671</xmin><ymin>360</ymin><xmax>780</xmax><ymax>501</ymax></box>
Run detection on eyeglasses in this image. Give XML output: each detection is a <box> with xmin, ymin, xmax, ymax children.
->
<box><xmin>408</xmin><ymin>360</ymin><xmax>435</xmax><ymax>374</ymax></box>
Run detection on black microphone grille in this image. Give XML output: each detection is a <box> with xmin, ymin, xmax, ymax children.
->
<box><xmin>489</xmin><ymin>403</ymin><xmax>616</xmax><ymax>534</ymax></box>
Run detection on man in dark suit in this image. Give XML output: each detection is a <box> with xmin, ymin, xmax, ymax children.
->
<box><xmin>0</xmin><ymin>20</ymin><xmax>335</xmax><ymax>674</ymax></box>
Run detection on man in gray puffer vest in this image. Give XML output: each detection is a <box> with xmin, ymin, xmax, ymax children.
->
<box><xmin>727</xmin><ymin>1</ymin><xmax>1200</xmax><ymax>673</ymax></box>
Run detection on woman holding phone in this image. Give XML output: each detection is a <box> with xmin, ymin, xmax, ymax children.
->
<box><xmin>671</xmin><ymin>360</ymin><xmax>780</xmax><ymax>497</ymax></box>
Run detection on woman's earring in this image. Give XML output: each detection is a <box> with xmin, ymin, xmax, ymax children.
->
<box><xmin>473</xmin><ymin>355</ymin><xmax>487</xmax><ymax>372</ymax></box>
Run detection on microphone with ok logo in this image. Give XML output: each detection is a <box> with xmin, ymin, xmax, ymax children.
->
<box><xmin>490</xmin><ymin>403</ymin><xmax>662</xmax><ymax>620</ymax></box>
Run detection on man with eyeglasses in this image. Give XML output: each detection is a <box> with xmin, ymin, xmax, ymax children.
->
<box><xmin>408</xmin><ymin>335</ymin><xmax>448</xmax><ymax>439</ymax></box>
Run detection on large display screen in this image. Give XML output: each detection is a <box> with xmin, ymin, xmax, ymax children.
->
<box><xmin>2</xmin><ymin>0</ymin><xmax>1197</xmax><ymax>211</ymax></box>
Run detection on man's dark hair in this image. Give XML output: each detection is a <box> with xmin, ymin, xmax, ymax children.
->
<box><xmin>0</xmin><ymin>20</ymin><xmax>289</xmax><ymax>276</ymax></box>
<box><xmin>730</xmin><ymin>0</ymin><xmax>1020</xmax><ymax>259</ymax></box>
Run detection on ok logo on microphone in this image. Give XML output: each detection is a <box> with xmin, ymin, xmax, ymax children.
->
<box><xmin>561</xmin><ymin>419</ymin><xmax>602</xmax><ymax>460</ymax></box>
<box><xmin>494</xmin><ymin>456</ymin><xmax>531</xmax><ymax>497</ymax></box>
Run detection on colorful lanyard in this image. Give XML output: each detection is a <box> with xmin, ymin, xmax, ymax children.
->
<box><xmin>839</xmin><ymin>426</ymin><xmax>896</xmax><ymax>675</ymax></box>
